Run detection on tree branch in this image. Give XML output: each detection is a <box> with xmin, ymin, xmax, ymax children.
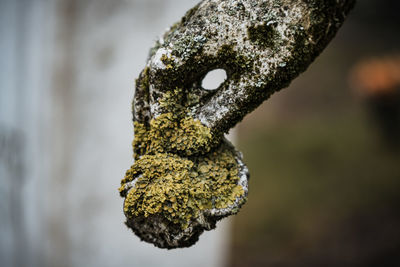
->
<box><xmin>141</xmin><ymin>0</ymin><xmax>355</xmax><ymax>133</ymax></box>
<box><xmin>123</xmin><ymin>0</ymin><xmax>355</xmax><ymax>249</ymax></box>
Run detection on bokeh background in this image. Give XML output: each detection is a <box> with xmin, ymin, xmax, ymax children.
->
<box><xmin>1</xmin><ymin>0</ymin><xmax>399</xmax><ymax>267</ymax></box>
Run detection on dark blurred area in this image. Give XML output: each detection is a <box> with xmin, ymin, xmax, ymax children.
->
<box><xmin>229</xmin><ymin>0</ymin><xmax>400</xmax><ymax>266</ymax></box>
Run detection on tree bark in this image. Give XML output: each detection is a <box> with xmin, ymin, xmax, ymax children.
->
<box><xmin>122</xmin><ymin>0</ymin><xmax>356</xmax><ymax>249</ymax></box>
<box><xmin>136</xmin><ymin>0</ymin><xmax>355</xmax><ymax>133</ymax></box>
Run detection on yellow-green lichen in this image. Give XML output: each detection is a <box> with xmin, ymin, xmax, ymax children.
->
<box><xmin>132</xmin><ymin>113</ymin><xmax>214</xmax><ymax>158</ymax></box>
<box><xmin>160</xmin><ymin>54</ymin><xmax>175</xmax><ymax>70</ymax></box>
<box><xmin>121</xmin><ymin>148</ymin><xmax>244</xmax><ymax>229</ymax></box>
<box><xmin>159</xmin><ymin>87</ymin><xmax>188</xmax><ymax>114</ymax></box>
<box><xmin>133</xmin><ymin>87</ymin><xmax>218</xmax><ymax>157</ymax></box>
<box><xmin>121</xmin><ymin>87</ymin><xmax>244</xmax><ymax>229</ymax></box>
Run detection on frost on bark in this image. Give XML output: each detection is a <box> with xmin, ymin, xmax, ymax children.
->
<box><xmin>120</xmin><ymin>0</ymin><xmax>355</xmax><ymax>249</ymax></box>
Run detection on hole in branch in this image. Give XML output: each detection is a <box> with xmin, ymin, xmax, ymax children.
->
<box><xmin>201</xmin><ymin>69</ymin><xmax>227</xmax><ymax>91</ymax></box>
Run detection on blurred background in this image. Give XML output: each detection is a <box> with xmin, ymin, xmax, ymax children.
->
<box><xmin>0</xmin><ymin>0</ymin><xmax>399</xmax><ymax>267</ymax></box>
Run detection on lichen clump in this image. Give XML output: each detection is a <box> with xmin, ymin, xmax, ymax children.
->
<box><xmin>120</xmin><ymin>88</ymin><xmax>245</xmax><ymax>229</ymax></box>
<box><xmin>120</xmin><ymin>148</ymin><xmax>243</xmax><ymax>229</ymax></box>
<box><xmin>132</xmin><ymin>113</ymin><xmax>213</xmax><ymax>159</ymax></box>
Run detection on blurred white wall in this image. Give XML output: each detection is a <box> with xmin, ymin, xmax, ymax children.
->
<box><xmin>0</xmin><ymin>0</ymin><xmax>232</xmax><ymax>266</ymax></box>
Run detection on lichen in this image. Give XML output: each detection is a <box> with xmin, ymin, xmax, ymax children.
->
<box><xmin>131</xmin><ymin>113</ymin><xmax>214</xmax><ymax>159</ymax></box>
<box><xmin>120</xmin><ymin>87</ymin><xmax>245</xmax><ymax>230</ymax></box>
<box><xmin>122</xmin><ymin>0</ymin><xmax>354</xmax><ymax>248</ymax></box>
<box><xmin>120</xmin><ymin>147</ymin><xmax>244</xmax><ymax>229</ymax></box>
<box><xmin>133</xmin><ymin>66</ymin><xmax>150</xmax><ymax>122</ymax></box>
<box><xmin>248</xmin><ymin>22</ymin><xmax>278</xmax><ymax>48</ymax></box>
<box><xmin>160</xmin><ymin>54</ymin><xmax>175</xmax><ymax>70</ymax></box>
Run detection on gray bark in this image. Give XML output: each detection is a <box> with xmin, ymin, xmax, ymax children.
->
<box><xmin>125</xmin><ymin>0</ymin><xmax>355</xmax><ymax>249</ymax></box>
<box><xmin>135</xmin><ymin>0</ymin><xmax>355</xmax><ymax>132</ymax></box>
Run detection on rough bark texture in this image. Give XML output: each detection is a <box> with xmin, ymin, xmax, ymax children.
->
<box><xmin>121</xmin><ymin>0</ymin><xmax>355</xmax><ymax>249</ymax></box>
